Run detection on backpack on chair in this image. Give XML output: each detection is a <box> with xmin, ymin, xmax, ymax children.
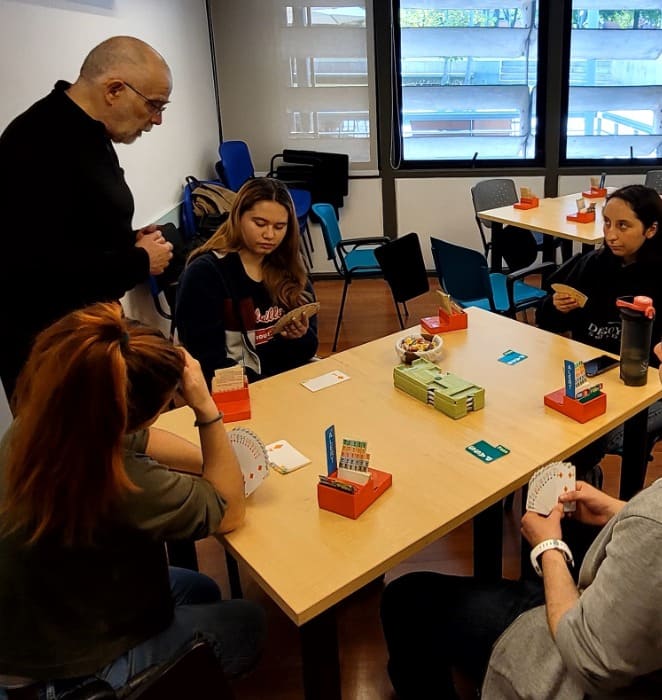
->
<box><xmin>182</xmin><ymin>176</ymin><xmax>236</xmax><ymax>240</ymax></box>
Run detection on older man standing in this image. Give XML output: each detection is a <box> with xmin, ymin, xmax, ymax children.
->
<box><xmin>0</xmin><ymin>36</ymin><xmax>174</xmax><ymax>401</ymax></box>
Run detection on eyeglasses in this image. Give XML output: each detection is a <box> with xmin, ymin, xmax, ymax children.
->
<box><xmin>123</xmin><ymin>81</ymin><xmax>168</xmax><ymax>115</ymax></box>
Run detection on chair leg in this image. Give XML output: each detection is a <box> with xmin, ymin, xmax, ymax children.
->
<box><xmin>333</xmin><ymin>279</ymin><xmax>350</xmax><ymax>352</ymax></box>
<box><xmin>303</xmin><ymin>220</ymin><xmax>314</xmax><ymax>253</ymax></box>
<box><xmin>300</xmin><ymin>229</ymin><xmax>313</xmax><ymax>269</ymax></box>
<box><xmin>393</xmin><ymin>297</ymin><xmax>404</xmax><ymax>329</ymax></box>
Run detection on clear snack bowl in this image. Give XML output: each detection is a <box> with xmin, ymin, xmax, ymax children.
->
<box><xmin>395</xmin><ymin>333</ymin><xmax>444</xmax><ymax>364</ymax></box>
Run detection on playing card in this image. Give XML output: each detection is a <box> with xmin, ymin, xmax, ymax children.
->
<box><xmin>302</xmin><ymin>370</ymin><xmax>350</xmax><ymax>392</ymax></box>
<box><xmin>551</xmin><ymin>284</ymin><xmax>588</xmax><ymax>308</ymax></box>
<box><xmin>272</xmin><ymin>302</ymin><xmax>321</xmax><ymax>334</ymax></box>
<box><xmin>526</xmin><ymin>461</ymin><xmax>576</xmax><ymax>515</ymax></box>
<box><xmin>266</xmin><ymin>440</ymin><xmax>311</xmax><ymax>474</ymax></box>
<box><xmin>228</xmin><ymin>427</ymin><xmax>270</xmax><ymax>496</ymax></box>
<box><xmin>499</xmin><ymin>350</ymin><xmax>528</xmax><ymax>365</ymax></box>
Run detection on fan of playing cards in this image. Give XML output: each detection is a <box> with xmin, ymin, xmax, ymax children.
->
<box><xmin>526</xmin><ymin>462</ymin><xmax>576</xmax><ymax>515</ymax></box>
<box><xmin>228</xmin><ymin>427</ymin><xmax>270</xmax><ymax>496</ymax></box>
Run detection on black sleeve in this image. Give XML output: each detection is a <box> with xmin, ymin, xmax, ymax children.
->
<box><xmin>176</xmin><ymin>257</ymin><xmax>235</xmax><ymax>386</ymax></box>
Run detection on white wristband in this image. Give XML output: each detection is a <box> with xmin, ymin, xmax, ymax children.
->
<box><xmin>530</xmin><ymin>538</ymin><xmax>574</xmax><ymax>577</ymax></box>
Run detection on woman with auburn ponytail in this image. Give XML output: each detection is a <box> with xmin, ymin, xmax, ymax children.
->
<box><xmin>0</xmin><ymin>303</ymin><xmax>265</xmax><ymax>699</ymax></box>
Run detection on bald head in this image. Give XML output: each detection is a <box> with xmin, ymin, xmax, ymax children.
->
<box><xmin>67</xmin><ymin>36</ymin><xmax>172</xmax><ymax>144</ymax></box>
<box><xmin>79</xmin><ymin>36</ymin><xmax>170</xmax><ymax>83</ymax></box>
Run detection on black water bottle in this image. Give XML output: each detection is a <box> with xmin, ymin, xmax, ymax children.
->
<box><xmin>616</xmin><ymin>295</ymin><xmax>655</xmax><ymax>386</ymax></box>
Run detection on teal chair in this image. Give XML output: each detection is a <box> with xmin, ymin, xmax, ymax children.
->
<box><xmin>430</xmin><ymin>237</ymin><xmax>554</xmax><ymax>318</ymax></box>
<box><xmin>312</xmin><ymin>202</ymin><xmax>389</xmax><ymax>351</ymax></box>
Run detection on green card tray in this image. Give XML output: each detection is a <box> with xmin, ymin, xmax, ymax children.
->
<box><xmin>394</xmin><ymin>358</ymin><xmax>485</xmax><ymax>419</ymax></box>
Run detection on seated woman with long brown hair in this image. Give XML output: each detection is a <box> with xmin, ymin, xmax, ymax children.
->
<box><xmin>176</xmin><ymin>177</ymin><xmax>318</xmax><ymax>385</ymax></box>
<box><xmin>0</xmin><ymin>302</ymin><xmax>265</xmax><ymax>699</ymax></box>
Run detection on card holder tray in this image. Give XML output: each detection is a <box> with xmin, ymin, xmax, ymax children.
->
<box><xmin>543</xmin><ymin>387</ymin><xmax>606</xmax><ymax>423</ymax></box>
<box><xmin>420</xmin><ymin>307</ymin><xmax>468</xmax><ymax>334</ymax></box>
<box><xmin>582</xmin><ymin>187</ymin><xmax>608</xmax><ymax>198</ymax></box>
<box><xmin>317</xmin><ymin>468</ymin><xmax>392</xmax><ymax>519</ymax></box>
<box><xmin>212</xmin><ymin>379</ymin><xmax>251</xmax><ymax>423</ymax></box>
<box><xmin>514</xmin><ymin>196</ymin><xmax>539</xmax><ymax>210</ymax></box>
<box><xmin>566</xmin><ymin>211</ymin><xmax>596</xmax><ymax>223</ymax></box>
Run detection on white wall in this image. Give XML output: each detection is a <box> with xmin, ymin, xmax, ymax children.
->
<box><xmin>0</xmin><ymin>0</ymin><xmax>220</xmax><ymax>329</ymax></box>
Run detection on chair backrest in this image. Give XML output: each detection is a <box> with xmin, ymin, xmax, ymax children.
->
<box><xmin>470</xmin><ymin>178</ymin><xmax>519</xmax><ymax>231</ymax></box>
<box><xmin>471</xmin><ymin>178</ymin><xmax>539</xmax><ymax>271</ymax></box>
<box><xmin>430</xmin><ymin>237</ymin><xmax>494</xmax><ymax>309</ymax></box>
<box><xmin>374</xmin><ymin>233</ymin><xmax>429</xmax><ymax>304</ymax></box>
<box><xmin>122</xmin><ymin>639</ymin><xmax>234</xmax><ymax>699</ymax></box>
<box><xmin>311</xmin><ymin>203</ymin><xmax>343</xmax><ymax>272</ymax></box>
<box><xmin>644</xmin><ymin>170</ymin><xmax>662</xmax><ymax>194</ymax></box>
<box><xmin>218</xmin><ymin>140</ymin><xmax>255</xmax><ymax>191</ymax></box>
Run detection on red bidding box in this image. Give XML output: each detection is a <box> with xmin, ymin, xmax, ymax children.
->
<box><xmin>582</xmin><ymin>187</ymin><xmax>608</xmax><ymax>198</ymax></box>
<box><xmin>317</xmin><ymin>468</ymin><xmax>392</xmax><ymax>519</ymax></box>
<box><xmin>566</xmin><ymin>211</ymin><xmax>596</xmax><ymax>223</ymax></box>
<box><xmin>212</xmin><ymin>379</ymin><xmax>251</xmax><ymax>422</ymax></box>
<box><xmin>514</xmin><ymin>195</ymin><xmax>539</xmax><ymax>210</ymax></box>
<box><xmin>543</xmin><ymin>387</ymin><xmax>606</xmax><ymax>423</ymax></box>
<box><xmin>420</xmin><ymin>307</ymin><xmax>468</xmax><ymax>335</ymax></box>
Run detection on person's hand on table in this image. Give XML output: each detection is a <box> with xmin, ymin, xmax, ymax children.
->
<box><xmin>553</xmin><ymin>292</ymin><xmax>580</xmax><ymax>314</ymax></box>
<box><xmin>279</xmin><ymin>311</ymin><xmax>309</xmax><ymax>339</ymax></box>
<box><xmin>559</xmin><ymin>480</ymin><xmax>625</xmax><ymax>527</ymax></box>
<box><xmin>521</xmin><ymin>504</ymin><xmax>563</xmax><ymax>548</ymax></box>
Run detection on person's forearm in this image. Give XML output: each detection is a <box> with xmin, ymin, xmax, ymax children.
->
<box><xmin>194</xmin><ymin>406</ymin><xmax>246</xmax><ymax>533</ymax></box>
<box><xmin>145</xmin><ymin>427</ymin><xmax>203</xmax><ymax>474</ymax></box>
<box><xmin>541</xmin><ymin>549</ymin><xmax>580</xmax><ymax>637</ymax></box>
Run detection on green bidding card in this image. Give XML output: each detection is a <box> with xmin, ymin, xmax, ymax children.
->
<box><xmin>466</xmin><ymin>440</ymin><xmax>510</xmax><ymax>463</ymax></box>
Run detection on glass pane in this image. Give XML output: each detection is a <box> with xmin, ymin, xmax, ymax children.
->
<box><xmin>398</xmin><ymin>3</ymin><xmax>539</xmax><ymax>162</ymax></box>
<box><xmin>566</xmin><ymin>2</ymin><xmax>662</xmax><ymax>160</ymax></box>
<box><xmin>214</xmin><ymin>1</ymin><xmax>377</xmax><ymax>172</ymax></box>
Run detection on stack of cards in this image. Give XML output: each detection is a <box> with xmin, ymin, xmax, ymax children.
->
<box><xmin>211</xmin><ymin>366</ymin><xmax>245</xmax><ymax>394</ymax></box>
<box><xmin>551</xmin><ymin>284</ymin><xmax>588</xmax><ymax>308</ymax></box>
<box><xmin>526</xmin><ymin>462</ymin><xmax>576</xmax><ymax>515</ymax></box>
<box><xmin>228</xmin><ymin>427</ymin><xmax>270</xmax><ymax>496</ymax></box>
<box><xmin>338</xmin><ymin>439</ymin><xmax>370</xmax><ymax>473</ymax></box>
<box><xmin>266</xmin><ymin>440</ymin><xmax>311</xmax><ymax>475</ymax></box>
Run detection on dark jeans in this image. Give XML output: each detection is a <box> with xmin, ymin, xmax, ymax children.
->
<box><xmin>380</xmin><ymin>572</ymin><xmax>545</xmax><ymax>699</ymax></box>
<box><xmin>0</xmin><ymin>567</ymin><xmax>266</xmax><ymax>700</ymax></box>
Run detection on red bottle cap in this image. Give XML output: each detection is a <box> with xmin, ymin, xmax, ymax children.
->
<box><xmin>616</xmin><ymin>295</ymin><xmax>655</xmax><ymax>319</ymax></box>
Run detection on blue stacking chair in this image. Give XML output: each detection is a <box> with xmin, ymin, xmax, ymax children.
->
<box><xmin>312</xmin><ymin>202</ymin><xmax>389</xmax><ymax>351</ymax></box>
<box><xmin>430</xmin><ymin>237</ymin><xmax>554</xmax><ymax>318</ymax></box>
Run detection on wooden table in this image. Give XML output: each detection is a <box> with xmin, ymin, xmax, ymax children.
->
<box><xmin>478</xmin><ymin>191</ymin><xmax>608</xmax><ymax>271</ymax></box>
<box><xmin>156</xmin><ymin>308</ymin><xmax>661</xmax><ymax>699</ymax></box>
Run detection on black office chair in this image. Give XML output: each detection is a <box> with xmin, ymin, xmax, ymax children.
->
<box><xmin>44</xmin><ymin>639</ymin><xmax>234</xmax><ymax>700</ymax></box>
<box><xmin>644</xmin><ymin>170</ymin><xmax>662</xmax><ymax>194</ymax></box>
<box><xmin>471</xmin><ymin>178</ymin><xmax>560</xmax><ymax>270</ymax></box>
<box><xmin>374</xmin><ymin>233</ymin><xmax>430</xmax><ymax>329</ymax></box>
<box><xmin>312</xmin><ymin>202</ymin><xmax>389</xmax><ymax>351</ymax></box>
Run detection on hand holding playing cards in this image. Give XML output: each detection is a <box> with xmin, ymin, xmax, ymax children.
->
<box><xmin>280</xmin><ymin>311</ymin><xmax>309</xmax><ymax>339</ymax></box>
<box><xmin>552</xmin><ymin>291</ymin><xmax>580</xmax><ymax>313</ymax></box>
<box><xmin>558</xmin><ymin>481</ymin><xmax>625</xmax><ymax>526</ymax></box>
<box><xmin>521</xmin><ymin>504</ymin><xmax>563</xmax><ymax>548</ymax></box>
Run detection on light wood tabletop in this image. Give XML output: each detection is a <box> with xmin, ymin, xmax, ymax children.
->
<box><xmin>156</xmin><ymin>307</ymin><xmax>661</xmax><ymax>628</ymax></box>
<box><xmin>477</xmin><ymin>191</ymin><xmax>608</xmax><ymax>245</ymax></box>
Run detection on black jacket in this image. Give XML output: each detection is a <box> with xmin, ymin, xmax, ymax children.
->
<box><xmin>536</xmin><ymin>246</ymin><xmax>662</xmax><ymax>365</ymax></box>
<box><xmin>0</xmin><ymin>82</ymin><xmax>149</xmax><ymax>398</ymax></box>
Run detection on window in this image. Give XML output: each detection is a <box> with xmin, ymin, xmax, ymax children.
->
<box><xmin>395</xmin><ymin>2</ymin><xmax>541</xmax><ymax>165</ymax></box>
<box><xmin>565</xmin><ymin>2</ymin><xmax>662</xmax><ymax>161</ymax></box>
<box><xmin>211</xmin><ymin>1</ymin><xmax>377</xmax><ymax>172</ymax></box>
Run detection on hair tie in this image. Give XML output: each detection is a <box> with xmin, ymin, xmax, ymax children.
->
<box><xmin>120</xmin><ymin>332</ymin><xmax>130</xmax><ymax>348</ymax></box>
